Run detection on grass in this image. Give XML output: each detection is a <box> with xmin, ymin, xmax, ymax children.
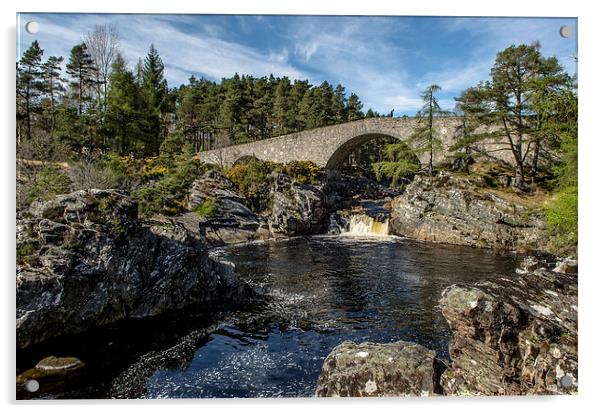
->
<box><xmin>193</xmin><ymin>199</ymin><xmax>218</xmax><ymax>218</ymax></box>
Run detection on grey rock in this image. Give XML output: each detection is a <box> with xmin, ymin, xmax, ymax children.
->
<box><xmin>16</xmin><ymin>189</ymin><xmax>251</xmax><ymax>348</ymax></box>
<box><xmin>553</xmin><ymin>258</ymin><xmax>578</xmax><ymax>274</ymax></box>
<box><xmin>315</xmin><ymin>340</ymin><xmax>439</xmax><ymax>397</ymax></box>
<box><xmin>268</xmin><ymin>173</ymin><xmax>328</xmax><ymax>236</ymax></box>
<box><xmin>389</xmin><ymin>172</ymin><xmax>546</xmax><ymax>252</ymax></box>
<box><xmin>439</xmin><ymin>257</ymin><xmax>577</xmax><ymax>395</ymax></box>
<box><xmin>517</xmin><ymin>256</ymin><xmax>540</xmax><ymax>273</ymax></box>
<box><xmin>188</xmin><ymin>171</ymin><xmax>268</xmax><ymax>246</ymax></box>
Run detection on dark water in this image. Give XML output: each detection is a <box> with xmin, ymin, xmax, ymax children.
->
<box><xmin>142</xmin><ymin>235</ymin><xmax>517</xmax><ymax>398</ymax></box>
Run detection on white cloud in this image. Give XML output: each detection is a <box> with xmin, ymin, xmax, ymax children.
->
<box><xmin>18</xmin><ymin>14</ymin><xmax>577</xmax><ymax>115</ymax></box>
<box><xmin>19</xmin><ymin>13</ymin><xmax>309</xmax><ymax>87</ymax></box>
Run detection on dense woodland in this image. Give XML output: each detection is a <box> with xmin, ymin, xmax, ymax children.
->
<box><xmin>16</xmin><ymin>27</ymin><xmax>370</xmax><ymax>158</ymax></box>
<box><xmin>16</xmin><ymin>25</ymin><xmax>578</xmax><ymax>252</ymax></box>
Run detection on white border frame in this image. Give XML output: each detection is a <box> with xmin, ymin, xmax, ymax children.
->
<box><xmin>2</xmin><ymin>1</ymin><xmax>599</xmax><ymax>412</ymax></box>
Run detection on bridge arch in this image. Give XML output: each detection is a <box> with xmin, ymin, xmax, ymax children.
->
<box><xmin>324</xmin><ymin>131</ymin><xmax>420</xmax><ymax>170</ymax></box>
<box><xmin>198</xmin><ymin>117</ymin><xmax>463</xmax><ymax>169</ymax></box>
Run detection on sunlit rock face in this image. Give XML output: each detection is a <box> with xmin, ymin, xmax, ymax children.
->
<box><xmin>439</xmin><ymin>256</ymin><xmax>578</xmax><ymax>395</ymax></box>
<box><xmin>188</xmin><ymin>170</ymin><xmax>270</xmax><ymax>246</ymax></box>
<box><xmin>315</xmin><ymin>340</ymin><xmax>439</xmax><ymax>397</ymax></box>
<box><xmin>16</xmin><ymin>189</ymin><xmax>251</xmax><ymax>348</ymax></box>
<box><xmin>389</xmin><ymin>172</ymin><xmax>546</xmax><ymax>252</ymax></box>
<box><xmin>268</xmin><ymin>173</ymin><xmax>328</xmax><ymax>237</ymax></box>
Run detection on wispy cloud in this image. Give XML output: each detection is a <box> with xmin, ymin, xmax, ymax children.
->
<box><xmin>17</xmin><ymin>14</ymin><xmax>577</xmax><ymax>114</ymax></box>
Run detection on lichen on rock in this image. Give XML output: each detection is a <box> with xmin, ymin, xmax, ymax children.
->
<box><xmin>439</xmin><ymin>257</ymin><xmax>577</xmax><ymax>395</ymax></box>
<box><xmin>389</xmin><ymin>172</ymin><xmax>546</xmax><ymax>252</ymax></box>
<box><xmin>315</xmin><ymin>340</ymin><xmax>440</xmax><ymax>397</ymax></box>
<box><xmin>16</xmin><ymin>189</ymin><xmax>252</xmax><ymax>349</ymax></box>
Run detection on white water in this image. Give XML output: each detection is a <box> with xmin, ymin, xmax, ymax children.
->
<box><xmin>344</xmin><ymin>214</ymin><xmax>389</xmax><ymax>236</ymax></box>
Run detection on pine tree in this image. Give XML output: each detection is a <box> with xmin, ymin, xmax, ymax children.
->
<box><xmin>273</xmin><ymin>77</ymin><xmax>292</xmax><ymax>135</ymax></box>
<box><xmin>40</xmin><ymin>56</ymin><xmax>65</xmax><ymax>137</ymax></box>
<box><xmin>17</xmin><ymin>41</ymin><xmax>44</xmax><ymax>141</ymax></box>
<box><xmin>332</xmin><ymin>84</ymin><xmax>347</xmax><ymax>123</ymax></box>
<box><xmin>408</xmin><ymin>84</ymin><xmax>447</xmax><ymax>174</ymax></box>
<box><xmin>142</xmin><ymin>44</ymin><xmax>168</xmax><ymax>153</ymax></box>
<box><xmin>456</xmin><ymin>44</ymin><xmax>572</xmax><ymax>188</ymax></box>
<box><xmin>104</xmin><ymin>54</ymin><xmax>147</xmax><ymax>154</ymax></box>
<box><xmin>218</xmin><ymin>73</ymin><xmax>247</xmax><ymax>144</ymax></box>
<box><xmin>347</xmin><ymin>93</ymin><xmax>364</xmax><ymax>121</ymax></box>
<box><xmin>66</xmin><ymin>43</ymin><xmax>97</xmax><ymax>115</ymax></box>
<box><xmin>250</xmin><ymin>76</ymin><xmax>274</xmax><ymax>140</ymax></box>
<box><xmin>290</xmin><ymin>80</ymin><xmax>310</xmax><ymax>131</ymax></box>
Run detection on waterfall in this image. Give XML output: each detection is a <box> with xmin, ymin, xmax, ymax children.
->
<box><xmin>344</xmin><ymin>214</ymin><xmax>389</xmax><ymax>236</ymax></box>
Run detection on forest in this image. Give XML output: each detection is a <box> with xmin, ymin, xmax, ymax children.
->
<box><xmin>16</xmin><ymin>26</ymin><xmax>369</xmax><ymax>158</ymax></box>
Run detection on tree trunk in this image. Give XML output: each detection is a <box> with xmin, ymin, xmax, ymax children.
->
<box><xmin>428</xmin><ymin>92</ymin><xmax>434</xmax><ymax>174</ymax></box>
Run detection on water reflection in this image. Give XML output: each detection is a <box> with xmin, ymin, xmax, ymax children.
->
<box><xmin>145</xmin><ymin>236</ymin><xmax>517</xmax><ymax>398</ymax></box>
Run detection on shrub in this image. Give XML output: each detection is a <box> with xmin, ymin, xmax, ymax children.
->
<box><xmin>27</xmin><ymin>165</ymin><xmax>72</xmax><ymax>202</ymax></box>
<box><xmin>545</xmin><ymin>185</ymin><xmax>577</xmax><ymax>252</ymax></box>
<box><xmin>372</xmin><ymin>160</ymin><xmax>419</xmax><ymax>187</ymax></box>
<box><xmin>193</xmin><ymin>198</ymin><xmax>218</xmax><ymax>218</ymax></box>
<box><xmin>69</xmin><ymin>157</ymin><xmax>122</xmax><ymax>191</ymax></box>
<box><xmin>281</xmin><ymin>160</ymin><xmax>320</xmax><ymax>184</ymax></box>
<box><xmin>225</xmin><ymin>159</ymin><xmax>271</xmax><ymax>212</ymax></box>
<box><xmin>133</xmin><ymin>155</ymin><xmax>210</xmax><ymax>217</ymax></box>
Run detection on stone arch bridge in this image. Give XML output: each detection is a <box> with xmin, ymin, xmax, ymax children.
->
<box><xmin>198</xmin><ymin>117</ymin><xmax>465</xmax><ymax>169</ymax></box>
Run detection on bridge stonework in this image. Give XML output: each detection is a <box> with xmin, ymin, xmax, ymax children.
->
<box><xmin>198</xmin><ymin>117</ymin><xmax>465</xmax><ymax>169</ymax></box>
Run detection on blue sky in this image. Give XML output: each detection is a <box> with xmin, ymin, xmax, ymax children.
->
<box><xmin>17</xmin><ymin>14</ymin><xmax>577</xmax><ymax>115</ymax></box>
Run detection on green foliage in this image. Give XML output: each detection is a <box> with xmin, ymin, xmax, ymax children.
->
<box><xmin>407</xmin><ymin>84</ymin><xmax>448</xmax><ymax>173</ymax></box>
<box><xmin>193</xmin><ymin>198</ymin><xmax>218</xmax><ymax>218</ymax></box>
<box><xmin>27</xmin><ymin>165</ymin><xmax>72</xmax><ymax>202</ymax></box>
<box><xmin>100</xmin><ymin>152</ymin><xmax>131</xmax><ymax>185</ymax></box>
<box><xmin>225</xmin><ymin>158</ymin><xmax>270</xmax><ymax>198</ymax></box>
<box><xmin>545</xmin><ymin>186</ymin><xmax>577</xmax><ymax>252</ymax></box>
<box><xmin>371</xmin><ymin>142</ymin><xmax>420</xmax><ymax>187</ymax></box>
<box><xmin>372</xmin><ymin>161</ymin><xmax>419</xmax><ymax>187</ymax></box>
<box><xmin>275</xmin><ymin>160</ymin><xmax>320</xmax><ymax>185</ymax></box>
<box><xmin>133</xmin><ymin>155</ymin><xmax>207</xmax><ymax>216</ymax></box>
<box><xmin>159</xmin><ymin>132</ymin><xmax>187</xmax><ymax>159</ymax></box>
<box><xmin>17</xmin><ymin>38</ymin><xmax>374</xmax><ymax>163</ymax></box>
<box><xmin>456</xmin><ymin>44</ymin><xmax>572</xmax><ymax>188</ymax></box>
<box><xmin>17</xmin><ymin>240</ymin><xmax>39</xmax><ymax>265</ymax></box>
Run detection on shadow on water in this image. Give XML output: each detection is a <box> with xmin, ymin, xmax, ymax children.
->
<box><xmin>18</xmin><ymin>235</ymin><xmax>518</xmax><ymax>399</ymax></box>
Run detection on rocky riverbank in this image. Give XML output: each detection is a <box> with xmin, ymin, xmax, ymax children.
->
<box><xmin>389</xmin><ymin>172</ymin><xmax>547</xmax><ymax>252</ymax></box>
<box><xmin>316</xmin><ymin>256</ymin><xmax>578</xmax><ymax>397</ymax></box>
<box><xmin>16</xmin><ymin>167</ymin><xmax>575</xmax><ymax>398</ymax></box>
<box><xmin>16</xmin><ymin>189</ymin><xmax>252</xmax><ymax>349</ymax></box>
<box><xmin>187</xmin><ymin>170</ymin><xmax>329</xmax><ymax>246</ymax></box>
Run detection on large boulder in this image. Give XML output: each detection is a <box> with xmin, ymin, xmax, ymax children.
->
<box><xmin>439</xmin><ymin>258</ymin><xmax>578</xmax><ymax>395</ymax></box>
<box><xmin>315</xmin><ymin>340</ymin><xmax>439</xmax><ymax>397</ymax></box>
<box><xmin>389</xmin><ymin>172</ymin><xmax>546</xmax><ymax>252</ymax></box>
<box><xmin>268</xmin><ymin>173</ymin><xmax>328</xmax><ymax>236</ymax></box>
<box><xmin>188</xmin><ymin>170</ymin><xmax>270</xmax><ymax>246</ymax></box>
<box><xmin>16</xmin><ymin>189</ymin><xmax>251</xmax><ymax>348</ymax></box>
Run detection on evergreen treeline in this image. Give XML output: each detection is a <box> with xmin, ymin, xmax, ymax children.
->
<box><xmin>16</xmin><ymin>31</ymin><xmax>368</xmax><ymax>159</ymax></box>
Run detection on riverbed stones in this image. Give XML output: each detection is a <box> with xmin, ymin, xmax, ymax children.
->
<box><xmin>16</xmin><ymin>189</ymin><xmax>251</xmax><ymax>348</ymax></box>
<box><xmin>439</xmin><ymin>257</ymin><xmax>578</xmax><ymax>395</ymax></box>
<box><xmin>16</xmin><ymin>356</ymin><xmax>85</xmax><ymax>398</ymax></box>
<box><xmin>315</xmin><ymin>340</ymin><xmax>439</xmax><ymax>397</ymax></box>
<box><xmin>389</xmin><ymin>172</ymin><xmax>546</xmax><ymax>252</ymax></box>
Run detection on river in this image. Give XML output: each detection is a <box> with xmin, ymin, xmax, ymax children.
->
<box><xmin>144</xmin><ymin>234</ymin><xmax>516</xmax><ymax>398</ymax></box>
<box><xmin>17</xmin><ymin>232</ymin><xmax>517</xmax><ymax>398</ymax></box>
